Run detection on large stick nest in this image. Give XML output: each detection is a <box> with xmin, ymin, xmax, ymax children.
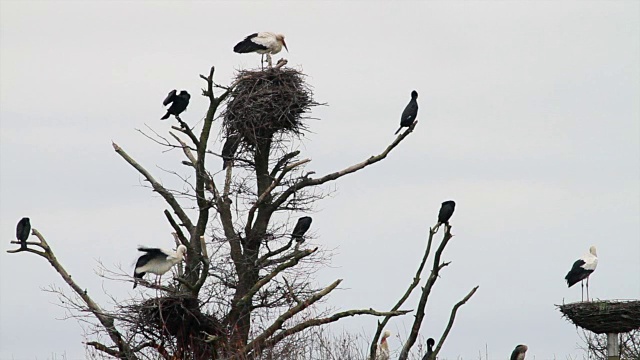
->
<box><xmin>558</xmin><ymin>300</ymin><xmax>640</xmax><ymax>334</ymax></box>
<box><xmin>223</xmin><ymin>67</ymin><xmax>320</xmax><ymax>148</ymax></box>
<box><xmin>128</xmin><ymin>294</ymin><xmax>224</xmax><ymax>349</ymax></box>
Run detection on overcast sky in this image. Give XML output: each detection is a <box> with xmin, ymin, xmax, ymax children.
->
<box><xmin>1</xmin><ymin>1</ymin><xmax>639</xmax><ymax>359</ymax></box>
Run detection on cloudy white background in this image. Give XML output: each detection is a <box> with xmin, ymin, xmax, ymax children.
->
<box><xmin>1</xmin><ymin>1</ymin><xmax>639</xmax><ymax>359</ymax></box>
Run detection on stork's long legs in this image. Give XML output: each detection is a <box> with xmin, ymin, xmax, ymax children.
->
<box><xmin>586</xmin><ymin>277</ymin><xmax>590</xmax><ymax>301</ymax></box>
<box><xmin>581</xmin><ymin>281</ymin><xmax>584</xmax><ymax>302</ymax></box>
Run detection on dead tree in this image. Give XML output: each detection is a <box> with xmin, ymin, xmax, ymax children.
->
<box><xmin>367</xmin><ymin>224</ymin><xmax>479</xmax><ymax>360</ymax></box>
<box><xmin>8</xmin><ymin>62</ymin><xmax>416</xmax><ymax>359</ymax></box>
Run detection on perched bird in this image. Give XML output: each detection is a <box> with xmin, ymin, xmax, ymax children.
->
<box><xmin>16</xmin><ymin>217</ymin><xmax>31</xmax><ymax>250</ymax></box>
<box><xmin>291</xmin><ymin>216</ymin><xmax>313</xmax><ymax>243</ymax></box>
<box><xmin>234</xmin><ymin>32</ymin><xmax>288</xmax><ymax>67</ymax></box>
<box><xmin>565</xmin><ymin>245</ymin><xmax>598</xmax><ymax>301</ymax></box>
<box><xmin>421</xmin><ymin>338</ymin><xmax>435</xmax><ymax>360</ymax></box>
<box><xmin>433</xmin><ymin>200</ymin><xmax>456</xmax><ymax>233</ymax></box>
<box><xmin>221</xmin><ymin>133</ymin><xmax>241</xmax><ymax>170</ymax></box>
<box><xmin>375</xmin><ymin>330</ymin><xmax>391</xmax><ymax>360</ymax></box>
<box><xmin>395</xmin><ymin>90</ymin><xmax>418</xmax><ymax>135</ymax></box>
<box><xmin>161</xmin><ymin>90</ymin><xmax>191</xmax><ymax>120</ymax></box>
<box><xmin>133</xmin><ymin>245</ymin><xmax>187</xmax><ymax>288</ymax></box>
<box><xmin>510</xmin><ymin>344</ymin><xmax>528</xmax><ymax>360</ymax></box>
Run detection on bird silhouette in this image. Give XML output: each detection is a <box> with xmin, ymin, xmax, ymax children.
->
<box><xmin>16</xmin><ymin>217</ymin><xmax>31</xmax><ymax>250</ymax></box>
<box><xmin>221</xmin><ymin>133</ymin><xmax>241</xmax><ymax>170</ymax></box>
<box><xmin>395</xmin><ymin>90</ymin><xmax>418</xmax><ymax>134</ymax></box>
<box><xmin>291</xmin><ymin>216</ymin><xmax>312</xmax><ymax>243</ymax></box>
<box><xmin>434</xmin><ymin>200</ymin><xmax>455</xmax><ymax>232</ymax></box>
<box><xmin>161</xmin><ymin>90</ymin><xmax>190</xmax><ymax>120</ymax></box>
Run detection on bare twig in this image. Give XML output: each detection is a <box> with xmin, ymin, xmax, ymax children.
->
<box><xmin>113</xmin><ymin>141</ymin><xmax>194</xmax><ymax>234</ymax></box>
<box><xmin>431</xmin><ymin>286</ymin><xmax>479</xmax><ymax>360</ymax></box>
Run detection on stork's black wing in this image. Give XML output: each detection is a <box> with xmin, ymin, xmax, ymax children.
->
<box><xmin>234</xmin><ymin>33</ymin><xmax>268</xmax><ymax>53</ymax></box>
<box><xmin>163</xmin><ymin>90</ymin><xmax>177</xmax><ymax>106</ymax></box>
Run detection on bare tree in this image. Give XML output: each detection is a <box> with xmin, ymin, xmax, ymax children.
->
<box><xmin>8</xmin><ymin>61</ymin><xmax>477</xmax><ymax>360</ymax></box>
<box><xmin>579</xmin><ymin>329</ymin><xmax>640</xmax><ymax>360</ymax></box>
<box><xmin>367</xmin><ymin>225</ymin><xmax>478</xmax><ymax>360</ymax></box>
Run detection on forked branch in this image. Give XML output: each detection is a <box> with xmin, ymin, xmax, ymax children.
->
<box><xmin>8</xmin><ymin>230</ymin><xmax>137</xmax><ymax>360</ymax></box>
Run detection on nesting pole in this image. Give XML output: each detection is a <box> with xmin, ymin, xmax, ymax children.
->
<box><xmin>558</xmin><ymin>300</ymin><xmax>640</xmax><ymax>360</ymax></box>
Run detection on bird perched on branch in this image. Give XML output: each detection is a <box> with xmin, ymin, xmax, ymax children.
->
<box><xmin>291</xmin><ymin>216</ymin><xmax>312</xmax><ymax>243</ymax></box>
<box><xmin>133</xmin><ymin>245</ymin><xmax>187</xmax><ymax>288</ymax></box>
<box><xmin>234</xmin><ymin>32</ymin><xmax>288</xmax><ymax>68</ymax></box>
<box><xmin>395</xmin><ymin>90</ymin><xmax>418</xmax><ymax>135</ymax></box>
<box><xmin>161</xmin><ymin>90</ymin><xmax>190</xmax><ymax>121</ymax></box>
<box><xmin>433</xmin><ymin>200</ymin><xmax>455</xmax><ymax>233</ymax></box>
<box><xmin>421</xmin><ymin>338</ymin><xmax>435</xmax><ymax>360</ymax></box>
<box><xmin>221</xmin><ymin>133</ymin><xmax>241</xmax><ymax>170</ymax></box>
<box><xmin>565</xmin><ymin>245</ymin><xmax>598</xmax><ymax>301</ymax></box>
<box><xmin>375</xmin><ymin>330</ymin><xmax>391</xmax><ymax>360</ymax></box>
<box><xmin>510</xmin><ymin>344</ymin><xmax>528</xmax><ymax>360</ymax></box>
<box><xmin>16</xmin><ymin>217</ymin><xmax>31</xmax><ymax>250</ymax></box>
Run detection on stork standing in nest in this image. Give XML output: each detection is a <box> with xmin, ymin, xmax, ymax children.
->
<box><xmin>133</xmin><ymin>245</ymin><xmax>187</xmax><ymax>288</ymax></box>
<box><xmin>565</xmin><ymin>245</ymin><xmax>598</xmax><ymax>301</ymax></box>
<box><xmin>375</xmin><ymin>330</ymin><xmax>391</xmax><ymax>360</ymax></box>
<box><xmin>234</xmin><ymin>32</ymin><xmax>288</xmax><ymax>68</ymax></box>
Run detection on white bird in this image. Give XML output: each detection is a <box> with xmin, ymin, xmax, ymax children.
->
<box><xmin>375</xmin><ymin>330</ymin><xmax>391</xmax><ymax>360</ymax></box>
<box><xmin>233</xmin><ymin>32</ymin><xmax>288</xmax><ymax>68</ymax></box>
<box><xmin>133</xmin><ymin>245</ymin><xmax>187</xmax><ymax>288</ymax></box>
<box><xmin>564</xmin><ymin>245</ymin><xmax>598</xmax><ymax>301</ymax></box>
<box><xmin>510</xmin><ymin>344</ymin><xmax>528</xmax><ymax>360</ymax></box>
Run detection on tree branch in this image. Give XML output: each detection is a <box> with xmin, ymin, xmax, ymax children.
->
<box><xmin>272</xmin><ymin>120</ymin><xmax>418</xmax><ymax>210</ymax></box>
<box><xmin>113</xmin><ymin>141</ymin><xmax>194</xmax><ymax>234</ymax></box>
<box><xmin>430</xmin><ymin>286</ymin><xmax>479</xmax><ymax>360</ymax></box>
<box><xmin>369</xmin><ymin>226</ymin><xmax>437</xmax><ymax>359</ymax></box>
<box><xmin>243</xmin><ymin>279</ymin><xmax>342</xmax><ymax>354</ymax></box>
<box><xmin>9</xmin><ymin>229</ymin><xmax>138</xmax><ymax>360</ymax></box>
<box><xmin>398</xmin><ymin>226</ymin><xmax>457</xmax><ymax>360</ymax></box>
<box><xmin>238</xmin><ymin>248</ymin><xmax>317</xmax><ymax>306</ymax></box>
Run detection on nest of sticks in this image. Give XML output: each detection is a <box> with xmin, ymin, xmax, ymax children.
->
<box><xmin>558</xmin><ymin>300</ymin><xmax>640</xmax><ymax>334</ymax></box>
<box><xmin>130</xmin><ymin>294</ymin><xmax>224</xmax><ymax>348</ymax></box>
<box><xmin>222</xmin><ymin>67</ymin><xmax>319</xmax><ymax>148</ymax></box>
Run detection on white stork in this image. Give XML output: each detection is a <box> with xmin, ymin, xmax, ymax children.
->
<box><xmin>133</xmin><ymin>245</ymin><xmax>187</xmax><ymax>288</ymax></box>
<box><xmin>233</xmin><ymin>32</ymin><xmax>288</xmax><ymax>68</ymax></box>
<box><xmin>510</xmin><ymin>344</ymin><xmax>528</xmax><ymax>360</ymax></box>
<box><xmin>564</xmin><ymin>245</ymin><xmax>598</xmax><ymax>301</ymax></box>
<box><xmin>375</xmin><ymin>330</ymin><xmax>391</xmax><ymax>360</ymax></box>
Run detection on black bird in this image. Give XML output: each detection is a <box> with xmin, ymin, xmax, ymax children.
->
<box><xmin>221</xmin><ymin>133</ymin><xmax>241</xmax><ymax>170</ymax></box>
<box><xmin>16</xmin><ymin>217</ymin><xmax>31</xmax><ymax>250</ymax></box>
<box><xmin>434</xmin><ymin>200</ymin><xmax>455</xmax><ymax>232</ymax></box>
<box><xmin>291</xmin><ymin>216</ymin><xmax>312</xmax><ymax>243</ymax></box>
<box><xmin>395</xmin><ymin>90</ymin><xmax>418</xmax><ymax>135</ymax></box>
<box><xmin>510</xmin><ymin>344</ymin><xmax>528</xmax><ymax>360</ymax></box>
<box><xmin>161</xmin><ymin>90</ymin><xmax>190</xmax><ymax>120</ymax></box>
<box><xmin>421</xmin><ymin>338</ymin><xmax>435</xmax><ymax>360</ymax></box>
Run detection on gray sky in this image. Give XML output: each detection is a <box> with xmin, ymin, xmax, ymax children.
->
<box><xmin>1</xmin><ymin>1</ymin><xmax>639</xmax><ymax>359</ymax></box>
